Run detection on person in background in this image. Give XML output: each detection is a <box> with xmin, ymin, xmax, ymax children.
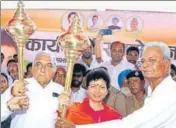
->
<box><xmin>1</xmin><ymin>53</ymin><xmax>5</xmax><ymax>73</ymax></box>
<box><xmin>1</xmin><ymin>73</ymin><xmax>11</xmax><ymax>128</ymax></box>
<box><xmin>9</xmin><ymin>61</ymin><xmax>19</xmax><ymax>82</ymax></box>
<box><xmin>104</xmin><ymin>68</ymin><xmax>128</xmax><ymax>116</ymax></box>
<box><xmin>70</xmin><ymin>63</ymin><xmax>87</xmax><ymax>103</ymax></box>
<box><xmin>95</xmin><ymin>34</ymin><xmax>135</xmax><ymax>90</ymax></box>
<box><xmin>77</xmin><ymin>41</ymin><xmax>102</xmax><ymax>71</ymax></box>
<box><xmin>118</xmin><ymin>69</ymin><xmax>133</xmax><ymax>97</ymax></box>
<box><xmin>170</xmin><ymin>64</ymin><xmax>176</xmax><ymax>81</ymax></box>
<box><xmin>53</xmin><ymin>66</ymin><xmax>66</xmax><ymax>86</ymax></box>
<box><xmin>6</xmin><ymin>59</ymin><xmax>18</xmax><ymax>85</ymax></box>
<box><xmin>26</xmin><ymin>62</ymin><xmax>33</xmax><ymax>78</ymax></box>
<box><xmin>81</xmin><ymin>70</ymin><xmax>91</xmax><ymax>89</ymax></box>
<box><xmin>1</xmin><ymin>73</ymin><xmax>9</xmax><ymax>94</ymax></box>
<box><xmin>1</xmin><ymin>52</ymin><xmax>4</xmax><ymax>64</ymax></box>
<box><xmin>125</xmin><ymin>70</ymin><xmax>146</xmax><ymax>116</ymax></box>
<box><xmin>126</xmin><ymin>46</ymin><xmax>140</xmax><ymax>70</ymax></box>
<box><xmin>105</xmin><ymin>70</ymin><xmax>146</xmax><ymax>117</ymax></box>
<box><xmin>56</xmin><ymin>68</ymin><xmax>122</xmax><ymax>127</ymax></box>
<box><xmin>1</xmin><ymin>29</ymin><xmax>17</xmax><ymax>71</ymax></box>
<box><xmin>13</xmin><ymin>54</ymin><xmax>18</xmax><ymax>60</ymax></box>
<box><xmin>118</xmin><ymin>69</ymin><xmax>133</xmax><ymax>88</ymax></box>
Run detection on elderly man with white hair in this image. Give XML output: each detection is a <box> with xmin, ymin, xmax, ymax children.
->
<box><xmin>1</xmin><ymin>51</ymin><xmax>64</xmax><ymax>128</ymax></box>
<box><xmin>57</xmin><ymin>42</ymin><xmax>176</xmax><ymax>128</ymax></box>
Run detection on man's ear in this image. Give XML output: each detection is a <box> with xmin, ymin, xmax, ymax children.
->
<box><xmin>142</xmin><ymin>80</ymin><xmax>145</xmax><ymax>86</ymax></box>
<box><xmin>52</xmin><ymin>67</ymin><xmax>57</xmax><ymax>76</ymax></box>
<box><xmin>164</xmin><ymin>60</ymin><xmax>171</xmax><ymax>74</ymax></box>
<box><xmin>31</xmin><ymin>66</ymin><xmax>35</xmax><ymax>75</ymax></box>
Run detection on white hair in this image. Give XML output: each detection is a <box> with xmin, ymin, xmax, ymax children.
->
<box><xmin>143</xmin><ymin>42</ymin><xmax>171</xmax><ymax>60</ymax></box>
<box><xmin>33</xmin><ymin>51</ymin><xmax>57</xmax><ymax>69</ymax></box>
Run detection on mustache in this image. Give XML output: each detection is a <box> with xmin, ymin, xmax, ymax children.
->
<box><xmin>72</xmin><ymin>80</ymin><xmax>80</xmax><ymax>83</ymax></box>
<box><xmin>71</xmin><ymin>80</ymin><xmax>82</xmax><ymax>87</ymax></box>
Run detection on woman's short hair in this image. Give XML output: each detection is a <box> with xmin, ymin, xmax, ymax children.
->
<box><xmin>86</xmin><ymin>67</ymin><xmax>110</xmax><ymax>89</ymax></box>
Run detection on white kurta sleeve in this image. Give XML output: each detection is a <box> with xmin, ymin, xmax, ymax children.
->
<box><xmin>1</xmin><ymin>96</ymin><xmax>13</xmax><ymax>122</ymax></box>
<box><xmin>1</xmin><ymin>86</ymin><xmax>13</xmax><ymax>122</ymax></box>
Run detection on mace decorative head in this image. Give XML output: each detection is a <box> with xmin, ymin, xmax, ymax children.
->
<box><xmin>5</xmin><ymin>1</ymin><xmax>37</xmax><ymax>46</ymax></box>
<box><xmin>58</xmin><ymin>14</ymin><xmax>89</xmax><ymax>54</ymax></box>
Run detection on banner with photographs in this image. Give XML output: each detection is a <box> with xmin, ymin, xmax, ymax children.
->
<box><xmin>1</xmin><ymin>9</ymin><xmax>176</xmax><ymax>69</ymax></box>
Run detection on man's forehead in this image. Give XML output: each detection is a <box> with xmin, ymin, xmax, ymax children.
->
<box><xmin>35</xmin><ymin>54</ymin><xmax>52</xmax><ymax>62</ymax></box>
<box><xmin>128</xmin><ymin>77</ymin><xmax>140</xmax><ymax>80</ymax></box>
<box><xmin>35</xmin><ymin>60</ymin><xmax>52</xmax><ymax>64</ymax></box>
<box><xmin>112</xmin><ymin>43</ymin><xmax>123</xmax><ymax>49</ymax></box>
<box><xmin>9</xmin><ymin>62</ymin><xmax>17</xmax><ymax>66</ymax></box>
<box><xmin>57</xmin><ymin>68</ymin><xmax>65</xmax><ymax>73</ymax></box>
<box><xmin>144</xmin><ymin>47</ymin><xmax>162</xmax><ymax>53</ymax></box>
<box><xmin>129</xmin><ymin>50</ymin><xmax>138</xmax><ymax>55</ymax></box>
<box><xmin>143</xmin><ymin>47</ymin><xmax>162</xmax><ymax>58</ymax></box>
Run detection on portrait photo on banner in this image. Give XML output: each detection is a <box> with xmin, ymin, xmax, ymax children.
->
<box><xmin>87</xmin><ymin>14</ymin><xmax>103</xmax><ymax>31</ymax></box>
<box><xmin>107</xmin><ymin>15</ymin><xmax>124</xmax><ymax>31</ymax></box>
<box><xmin>125</xmin><ymin>16</ymin><xmax>144</xmax><ymax>33</ymax></box>
<box><xmin>61</xmin><ymin>11</ymin><xmax>84</xmax><ymax>31</ymax></box>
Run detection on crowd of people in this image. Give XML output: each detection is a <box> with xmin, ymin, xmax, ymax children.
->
<box><xmin>1</xmin><ymin>30</ymin><xmax>176</xmax><ymax>128</ymax></box>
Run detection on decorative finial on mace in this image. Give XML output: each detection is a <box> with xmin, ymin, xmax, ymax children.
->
<box><xmin>57</xmin><ymin>14</ymin><xmax>89</xmax><ymax>118</ymax></box>
<box><xmin>6</xmin><ymin>1</ymin><xmax>37</xmax><ymax>84</ymax></box>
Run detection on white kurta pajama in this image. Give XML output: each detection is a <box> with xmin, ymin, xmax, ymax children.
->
<box><xmin>76</xmin><ymin>76</ymin><xmax>176</xmax><ymax>128</ymax></box>
<box><xmin>1</xmin><ymin>77</ymin><xmax>64</xmax><ymax>128</ymax></box>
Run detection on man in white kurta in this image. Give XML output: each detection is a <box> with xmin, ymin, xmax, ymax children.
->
<box><xmin>1</xmin><ymin>51</ymin><xmax>64</xmax><ymax>128</ymax></box>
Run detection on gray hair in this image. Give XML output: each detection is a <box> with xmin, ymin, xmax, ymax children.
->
<box><xmin>33</xmin><ymin>51</ymin><xmax>57</xmax><ymax>69</ymax></box>
<box><xmin>143</xmin><ymin>42</ymin><xmax>171</xmax><ymax>60</ymax></box>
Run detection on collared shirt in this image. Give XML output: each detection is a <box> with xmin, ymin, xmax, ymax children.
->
<box><xmin>104</xmin><ymin>86</ymin><xmax>127</xmax><ymax>117</ymax></box>
<box><xmin>77</xmin><ymin>76</ymin><xmax>176</xmax><ymax>128</ymax></box>
<box><xmin>125</xmin><ymin>94</ymin><xmax>146</xmax><ymax>116</ymax></box>
<box><xmin>71</xmin><ymin>87</ymin><xmax>87</xmax><ymax>103</ymax></box>
<box><xmin>1</xmin><ymin>95</ymin><xmax>13</xmax><ymax>122</ymax></box>
<box><xmin>102</xmin><ymin>60</ymin><xmax>135</xmax><ymax>90</ymax></box>
<box><xmin>1</xmin><ymin>77</ymin><xmax>64</xmax><ymax>128</ymax></box>
<box><xmin>77</xmin><ymin>55</ymin><xmax>103</xmax><ymax>70</ymax></box>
